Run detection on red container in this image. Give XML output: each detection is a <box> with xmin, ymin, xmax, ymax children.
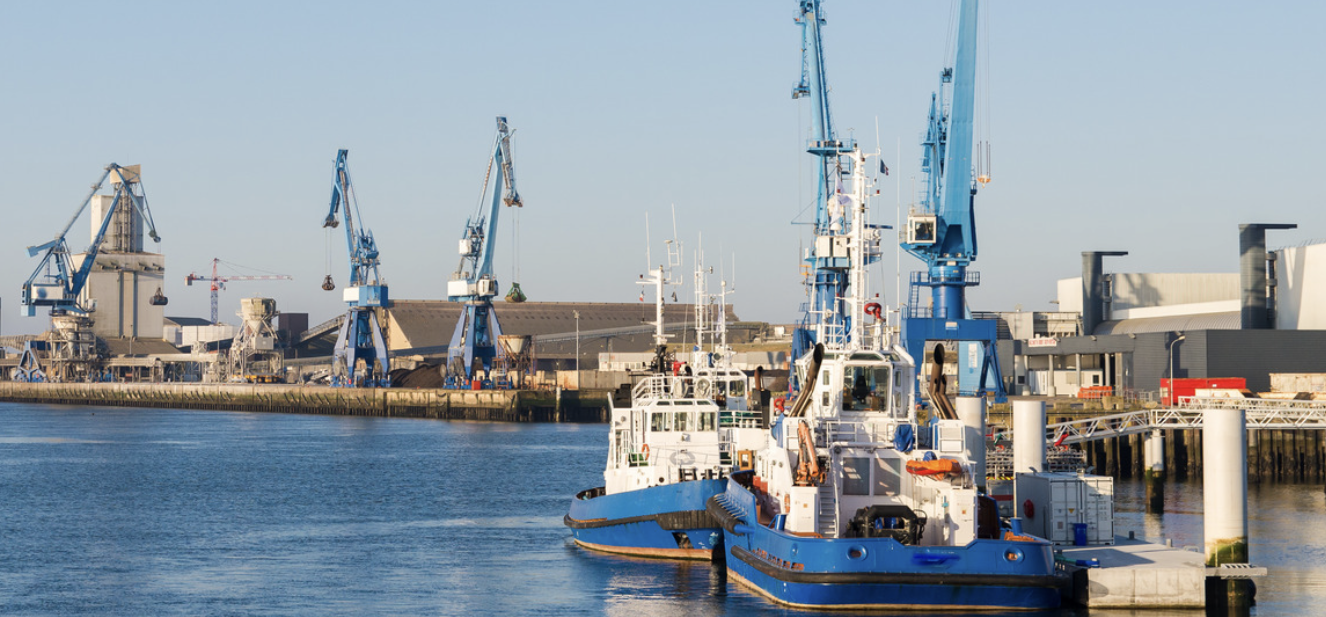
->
<box><xmin>1160</xmin><ymin>377</ymin><xmax>1246</xmax><ymax>406</ymax></box>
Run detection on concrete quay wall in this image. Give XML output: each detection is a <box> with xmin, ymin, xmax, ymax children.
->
<box><xmin>0</xmin><ymin>382</ymin><xmax>609</xmax><ymax>423</ymax></box>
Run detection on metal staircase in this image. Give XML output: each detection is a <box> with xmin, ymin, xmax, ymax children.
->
<box><xmin>816</xmin><ymin>463</ymin><xmax>839</xmax><ymax>537</ymax></box>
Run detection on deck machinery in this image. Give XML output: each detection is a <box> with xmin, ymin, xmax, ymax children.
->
<box><xmin>898</xmin><ymin>0</ymin><xmax>1006</xmax><ymax>402</ymax></box>
<box><xmin>322</xmin><ymin>149</ymin><xmax>391</xmax><ymax>387</ymax></box>
<box><xmin>446</xmin><ymin>117</ymin><xmax>523</xmax><ymax>382</ymax></box>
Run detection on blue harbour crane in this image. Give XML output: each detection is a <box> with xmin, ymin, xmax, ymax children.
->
<box><xmin>322</xmin><ymin>149</ymin><xmax>390</xmax><ymax>387</ymax></box>
<box><xmin>446</xmin><ymin>116</ymin><xmax>523</xmax><ymax>382</ymax></box>
<box><xmin>899</xmin><ymin>0</ymin><xmax>1006</xmax><ymax>401</ymax></box>
<box><xmin>21</xmin><ymin>163</ymin><xmax>164</xmax><ymax>317</ymax></box>
<box><xmin>790</xmin><ymin>0</ymin><xmax>861</xmax><ymax>365</ymax></box>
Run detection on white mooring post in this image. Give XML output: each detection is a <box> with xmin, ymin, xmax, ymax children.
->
<box><xmin>1144</xmin><ymin>428</ymin><xmax>1166</xmax><ymax>513</ymax></box>
<box><xmin>956</xmin><ymin>396</ymin><xmax>987</xmax><ymax>491</ymax></box>
<box><xmin>1013</xmin><ymin>400</ymin><xmax>1046</xmax><ymax>474</ymax></box>
<box><xmin>1203</xmin><ymin>407</ymin><xmax>1250</xmax><ymax>608</ymax></box>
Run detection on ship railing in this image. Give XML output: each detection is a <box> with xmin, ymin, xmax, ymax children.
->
<box><xmin>632</xmin><ymin>375</ymin><xmax>699</xmax><ymax>401</ymax></box>
<box><xmin>820</xmin><ymin>419</ymin><xmax>902</xmax><ymax>446</ymax></box>
<box><xmin>633</xmin><ymin>443</ymin><xmax>726</xmax><ymax>470</ymax></box>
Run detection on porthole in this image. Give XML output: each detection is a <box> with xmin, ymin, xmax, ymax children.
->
<box><xmin>1004</xmin><ymin>548</ymin><xmax>1024</xmax><ymax>563</ymax></box>
<box><xmin>847</xmin><ymin>546</ymin><xmax>867</xmax><ymax>560</ymax></box>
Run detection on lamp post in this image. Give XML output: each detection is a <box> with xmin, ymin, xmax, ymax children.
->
<box><xmin>1167</xmin><ymin>333</ymin><xmax>1186</xmax><ymax>405</ymax></box>
<box><xmin>574</xmin><ymin>310</ymin><xmax>580</xmax><ymax>378</ymax></box>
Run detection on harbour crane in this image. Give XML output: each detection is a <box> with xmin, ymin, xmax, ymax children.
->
<box><xmin>898</xmin><ymin>0</ymin><xmax>1006</xmax><ymax>401</ymax></box>
<box><xmin>21</xmin><ymin>163</ymin><xmax>164</xmax><ymax>318</ymax></box>
<box><xmin>321</xmin><ymin>149</ymin><xmax>391</xmax><ymax>387</ymax></box>
<box><xmin>447</xmin><ymin>116</ymin><xmax>523</xmax><ymax>382</ymax></box>
<box><xmin>185</xmin><ymin>258</ymin><xmax>292</xmax><ymax>325</ymax></box>
<box><xmin>788</xmin><ymin>0</ymin><xmax>884</xmax><ymax>381</ymax></box>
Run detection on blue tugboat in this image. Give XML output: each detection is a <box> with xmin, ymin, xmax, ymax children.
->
<box><xmin>566</xmin><ymin>264</ymin><xmax>766</xmax><ymax>559</ymax></box>
<box><xmin>706</xmin><ymin>139</ymin><xmax>1061</xmax><ymax>608</ymax></box>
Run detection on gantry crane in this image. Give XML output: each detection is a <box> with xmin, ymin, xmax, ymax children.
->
<box><xmin>185</xmin><ymin>258</ymin><xmax>292</xmax><ymax>325</ymax></box>
<box><xmin>788</xmin><ymin>0</ymin><xmax>884</xmax><ymax>380</ymax></box>
<box><xmin>21</xmin><ymin>163</ymin><xmax>164</xmax><ymax>381</ymax></box>
<box><xmin>898</xmin><ymin>0</ymin><xmax>1006</xmax><ymax>401</ymax></box>
<box><xmin>321</xmin><ymin>149</ymin><xmax>391</xmax><ymax>387</ymax></box>
<box><xmin>447</xmin><ymin>116</ymin><xmax>523</xmax><ymax>381</ymax></box>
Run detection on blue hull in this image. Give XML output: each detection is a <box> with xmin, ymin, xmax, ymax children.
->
<box><xmin>565</xmin><ymin>479</ymin><xmax>725</xmax><ymax>559</ymax></box>
<box><xmin>709</xmin><ymin>482</ymin><xmax>1062</xmax><ymax>610</ymax></box>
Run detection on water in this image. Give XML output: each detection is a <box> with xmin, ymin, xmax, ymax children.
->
<box><xmin>1</xmin><ymin>402</ymin><xmax>1323</xmax><ymax>616</ymax></box>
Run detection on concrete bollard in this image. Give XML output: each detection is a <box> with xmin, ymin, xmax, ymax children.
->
<box><xmin>1013</xmin><ymin>400</ymin><xmax>1046</xmax><ymax>474</ymax></box>
<box><xmin>1144</xmin><ymin>428</ymin><xmax>1166</xmax><ymax>513</ymax></box>
<box><xmin>1203</xmin><ymin>407</ymin><xmax>1251</xmax><ymax>609</ymax></box>
<box><xmin>956</xmin><ymin>397</ymin><xmax>987</xmax><ymax>491</ymax></box>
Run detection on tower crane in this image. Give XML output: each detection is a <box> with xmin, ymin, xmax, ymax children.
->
<box><xmin>447</xmin><ymin>116</ymin><xmax>523</xmax><ymax>382</ymax></box>
<box><xmin>321</xmin><ymin>149</ymin><xmax>391</xmax><ymax>387</ymax></box>
<box><xmin>21</xmin><ymin>163</ymin><xmax>163</xmax><ymax>317</ymax></box>
<box><xmin>898</xmin><ymin>0</ymin><xmax>1006</xmax><ymax>401</ymax></box>
<box><xmin>788</xmin><ymin>0</ymin><xmax>884</xmax><ymax>379</ymax></box>
<box><xmin>185</xmin><ymin>258</ymin><xmax>292</xmax><ymax>325</ymax></box>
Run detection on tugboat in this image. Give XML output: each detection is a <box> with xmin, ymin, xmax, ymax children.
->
<box><xmin>706</xmin><ymin>146</ymin><xmax>1062</xmax><ymax>610</ymax></box>
<box><xmin>565</xmin><ymin>263</ymin><xmax>767</xmax><ymax>559</ymax></box>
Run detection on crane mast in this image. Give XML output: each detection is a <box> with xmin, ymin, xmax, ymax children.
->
<box><xmin>899</xmin><ymin>0</ymin><xmax>1005</xmax><ymax>401</ymax></box>
<box><xmin>447</xmin><ymin>116</ymin><xmax>523</xmax><ymax>383</ymax></box>
<box><xmin>321</xmin><ymin>149</ymin><xmax>390</xmax><ymax>387</ymax></box>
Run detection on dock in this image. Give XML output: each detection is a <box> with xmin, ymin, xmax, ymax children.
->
<box><xmin>0</xmin><ymin>382</ymin><xmax>609</xmax><ymax>423</ymax></box>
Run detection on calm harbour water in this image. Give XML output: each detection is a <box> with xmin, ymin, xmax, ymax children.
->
<box><xmin>1</xmin><ymin>402</ymin><xmax>1323</xmax><ymax>616</ymax></box>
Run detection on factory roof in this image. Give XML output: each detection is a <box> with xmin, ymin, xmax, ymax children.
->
<box><xmin>101</xmin><ymin>337</ymin><xmax>185</xmax><ymax>356</ymax></box>
<box><xmin>165</xmin><ymin>316</ymin><xmax>214</xmax><ymax>327</ymax></box>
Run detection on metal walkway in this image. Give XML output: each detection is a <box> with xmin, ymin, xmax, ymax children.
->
<box><xmin>1005</xmin><ymin>397</ymin><xmax>1326</xmax><ymax>446</ymax></box>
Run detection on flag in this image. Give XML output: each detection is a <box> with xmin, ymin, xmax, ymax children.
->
<box><xmin>880</xmin><ymin>161</ymin><xmax>890</xmax><ymax>176</ymax></box>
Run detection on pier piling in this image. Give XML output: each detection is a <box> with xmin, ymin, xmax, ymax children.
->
<box><xmin>1203</xmin><ymin>407</ymin><xmax>1252</xmax><ymax>610</ymax></box>
<box><xmin>1144</xmin><ymin>429</ymin><xmax>1165</xmax><ymax>513</ymax></box>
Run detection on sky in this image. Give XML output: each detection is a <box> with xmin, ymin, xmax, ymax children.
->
<box><xmin>2</xmin><ymin>1</ymin><xmax>1324</xmax><ymax>336</ymax></box>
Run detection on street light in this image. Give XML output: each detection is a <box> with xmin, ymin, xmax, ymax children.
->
<box><xmin>574</xmin><ymin>310</ymin><xmax>580</xmax><ymax>378</ymax></box>
<box><xmin>1167</xmin><ymin>333</ymin><xmax>1186</xmax><ymax>405</ymax></box>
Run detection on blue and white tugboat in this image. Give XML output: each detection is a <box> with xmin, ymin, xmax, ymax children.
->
<box><xmin>706</xmin><ymin>146</ymin><xmax>1061</xmax><ymax>609</ymax></box>
<box><xmin>565</xmin><ymin>263</ymin><xmax>765</xmax><ymax>559</ymax></box>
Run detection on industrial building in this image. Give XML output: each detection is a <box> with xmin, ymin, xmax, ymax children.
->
<box><xmin>995</xmin><ymin>225</ymin><xmax>1326</xmax><ymax>396</ymax></box>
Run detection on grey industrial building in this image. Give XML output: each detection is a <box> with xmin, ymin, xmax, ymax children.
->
<box><xmin>995</xmin><ymin>225</ymin><xmax>1326</xmax><ymax>397</ymax></box>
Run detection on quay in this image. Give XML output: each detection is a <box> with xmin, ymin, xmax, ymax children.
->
<box><xmin>0</xmin><ymin>382</ymin><xmax>610</xmax><ymax>423</ymax></box>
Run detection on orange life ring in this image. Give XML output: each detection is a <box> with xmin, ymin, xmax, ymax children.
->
<box><xmin>641</xmin><ymin>444</ymin><xmax>650</xmax><ymax>461</ymax></box>
<box><xmin>773</xmin><ymin>397</ymin><xmax>786</xmax><ymax>413</ymax></box>
<box><xmin>865</xmin><ymin>302</ymin><xmax>883</xmax><ymax>319</ymax></box>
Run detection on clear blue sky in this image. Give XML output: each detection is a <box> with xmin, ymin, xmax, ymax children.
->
<box><xmin>3</xmin><ymin>1</ymin><xmax>1324</xmax><ymax>336</ymax></box>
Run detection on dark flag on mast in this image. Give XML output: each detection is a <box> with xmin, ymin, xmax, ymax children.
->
<box><xmin>879</xmin><ymin>161</ymin><xmax>890</xmax><ymax>176</ymax></box>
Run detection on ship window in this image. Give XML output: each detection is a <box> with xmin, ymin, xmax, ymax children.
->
<box><xmin>842</xmin><ymin>457</ymin><xmax>870</xmax><ymax>495</ymax></box>
<box><xmin>729</xmin><ymin>379</ymin><xmax>745</xmax><ymax>398</ymax></box>
<box><xmin>652</xmin><ymin>412</ymin><xmax>670</xmax><ymax>432</ymax></box>
<box><xmin>874</xmin><ymin>457</ymin><xmax>902</xmax><ymax>496</ymax></box>
<box><xmin>698</xmin><ymin>412</ymin><xmax>716</xmax><ymax>431</ymax></box>
<box><xmin>675</xmin><ymin>412</ymin><xmax>691</xmax><ymax>432</ymax></box>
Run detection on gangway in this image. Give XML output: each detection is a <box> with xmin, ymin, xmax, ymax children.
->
<box><xmin>999</xmin><ymin>397</ymin><xmax>1326</xmax><ymax>447</ymax></box>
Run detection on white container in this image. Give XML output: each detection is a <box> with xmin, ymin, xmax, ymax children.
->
<box><xmin>1014</xmin><ymin>471</ymin><xmax>1114</xmax><ymax>545</ymax></box>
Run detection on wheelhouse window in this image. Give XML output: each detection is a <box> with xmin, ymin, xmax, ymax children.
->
<box><xmin>843</xmin><ymin>365</ymin><xmax>892</xmax><ymax>412</ymax></box>
<box><xmin>651</xmin><ymin>412</ymin><xmax>670</xmax><ymax>432</ymax></box>
<box><xmin>698</xmin><ymin>411</ymin><xmax>716</xmax><ymax>431</ymax></box>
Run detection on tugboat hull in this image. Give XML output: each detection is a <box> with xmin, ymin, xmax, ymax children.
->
<box><xmin>565</xmin><ymin>479</ymin><xmax>725</xmax><ymax>560</ymax></box>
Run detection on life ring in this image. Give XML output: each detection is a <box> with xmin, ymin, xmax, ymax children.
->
<box><xmin>773</xmin><ymin>397</ymin><xmax>786</xmax><ymax>413</ymax></box>
<box><xmin>641</xmin><ymin>444</ymin><xmax>650</xmax><ymax>460</ymax></box>
<box><xmin>865</xmin><ymin>302</ymin><xmax>883</xmax><ymax>320</ymax></box>
<box><xmin>784</xmin><ymin>493</ymin><xmax>791</xmax><ymax>512</ymax></box>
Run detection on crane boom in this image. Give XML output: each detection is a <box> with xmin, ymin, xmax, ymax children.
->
<box><xmin>185</xmin><ymin>258</ymin><xmax>292</xmax><ymax>324</ymax></box>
